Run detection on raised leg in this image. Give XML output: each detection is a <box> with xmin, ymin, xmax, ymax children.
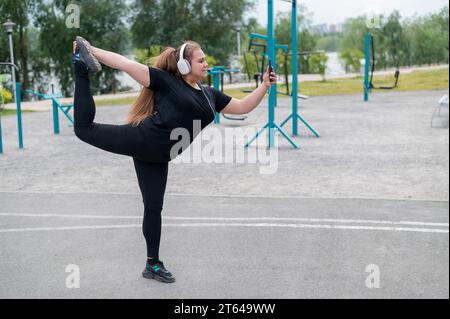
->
<box><xmin>73</xmin><ymin>62</ymin><xmax>148</xmax><ymax>159</ymax></box>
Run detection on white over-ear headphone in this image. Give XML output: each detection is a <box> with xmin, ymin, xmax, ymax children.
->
<box><xmin>177</xmin><ymin>43</ymin><xmax>191</xmax><ymax>75</ymax></box>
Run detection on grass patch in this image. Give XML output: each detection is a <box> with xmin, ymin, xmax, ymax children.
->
<box><xmin>0</xmin><ymin>109</ymin><xmax>35</xmax><ymax>117</ymax></box>
<box><xmin>224</xmin><ymin>67</ymin><xmax>449</xmax><ymax>98</ymax></box>
<box><xmin>389</xmin><ymin>68</ymin><xmax>449</xmax><ymax>92</ymax></box>
<box><xmin>94</xmin><ymin>96</ymin><xmax>137</xmax><ymax>106</ymax></box>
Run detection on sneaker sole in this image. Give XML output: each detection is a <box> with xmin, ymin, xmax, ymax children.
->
<box><xmin>75</xmin><ymin>36</ymin><xmax>102</xmax><ymax>73</ymax></box>
<box><xmin>142</xmin><ymin>269</ymin><xmax>176</xmax><ymax>283</ymax></box>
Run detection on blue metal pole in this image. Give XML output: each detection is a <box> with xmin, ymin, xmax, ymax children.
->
<box><xmin>212</xmin><ymin>69</ymin><xmax>221</xmax><ymax>124</ymax></box>
<box><xmin>273</xmin><ymin>37</ymin><xmax>278</xmax><ymax>108</ymax></box>
<box><xmin>52</xmin><ymin>98</ymin><xmax>60</xmax><ymax>134</ymax></box>
<box><xmin>292</xmin><ymin>0</ymin><xmax>298</xmax><ymax>135</ymax></box>
<box><xmin>250</xmin><ymin>33</ymin><xmax>268</xmax><ymax>40</ymax></box>
<box><xmin>364</xmin><ymin>32</ymin><xmax>371</xmax><ymax>102</ymax></box>
<box><xmin>0</xmin><ymin>110</ymin><xmax>3</xmax><ymax>154</ymax></box>
<box><xmin>16</xmin><ymin>82</ymin><xmax>23</xmax><ymax>149</ymax></box>
<box><xmin>268</xmin><ymin>0</ymin><xmax>276</xmax><ymax>148</ymax></box>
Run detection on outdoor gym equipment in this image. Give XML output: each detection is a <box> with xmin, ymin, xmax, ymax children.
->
<box><xmin>26</xmin><ymin>89</ymin><xmax>74</xmax><ymax>134</ymax></box>
<box><xmin>245</xmin><ymin>0</ymin><xmax>319</xmax><ymax>149</ymax></box>
<box><xmin>242</xmin><ymin>33</ymin><xmax>290</xmax><ymax>96</ymax></box>
<box><xmin>364</xmin><ymin>32</ymin><xmax>400</xmax><ymax>101</ymax></box>
<box><xmin>0</xmin><ymin>62</ymin><xmax>23</xmax><ymax>153</ymax></box>
<box><xmin>207</xmin><ymin>66</ymin><xmax>247</xmax><ymax>123</ymax></box>
<box><xmin>242</xmin><ymin>33</ymin><xmax>316</xmax><ymax>100</ymax></box>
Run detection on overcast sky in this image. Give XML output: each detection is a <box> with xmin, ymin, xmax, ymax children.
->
<box><xmin>249</xmin><ymin>0</ymin><xmax>449</xmax><ymax>26</ymax></box>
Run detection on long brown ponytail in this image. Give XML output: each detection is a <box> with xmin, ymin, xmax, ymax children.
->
<box><xmin>126</xmin><ymin>41</ymin><xmax>201</xmax><ymax>127</ymax></box>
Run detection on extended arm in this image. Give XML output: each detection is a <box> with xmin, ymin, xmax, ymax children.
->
<box><xmin>91</xmin><ymin>47</ymin><xmax>150</xmax><ymax>87</ymax></box>
<box><xmin>221</xmin><ymin>69</ymin><xmax>276</xmax><ymax>115</ymax></box>
<box><xmin>73</xmin><ymin>40</ymin><xmax>150</xmax><ymax>88</ymax></box>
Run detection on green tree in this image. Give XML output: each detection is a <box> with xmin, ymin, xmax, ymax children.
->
<box><xmin>239</xmin><ymin>17</ymin><xmax>265</xmax><ymax>79</ymax></box>
<box><xmin>131</xmin><ymin>0</ymin><xmax>255</xmax><ymax>65</ymax></box>
<box><xmin>134</xmin><ymin>45</ymin><xmax>218</xmax><ymax>69</ymax></box>
<box><xmin>340</xmin><ymin>17</ymin><xmax>367</xmax><ymax>54</ymax></box>
<box><xmin>275</xmin><ymin>6</ymin><xmax>317</xmax><ymax>74</ymax></box>
<box><xmin>133</xmin><ymin>46</ymin><xmax>162</xmax><ymax>65</ymax></box>
<box><xmin>369</xmin><ymin>11</ymin><xmax>407</xmax><ymax>70</ymax></box>
<box><xmin>130</xmin><ymin>0</ymin><xmax>160</xmax><ymax>53</ymax></box>
<box><xmin>411</xmin><ymin>7</ymin><xmax>449</xmax><ymax>65</ymax></box>
<box><xmin>339</xmin><ymin>7</ymin><xmax>449</xmax><ymax>70</ymax></box>
<box><xmin>309</xmin><ymin>52</ymin><xmax>328</xmax><ymax>81</ymax></box>
<box><xmin>0</xmin><ymin>0</ymin><xmax>37</xmax><ymax>98</ymax></box>
<box><xmin>434</xmin><ymin>6</ymin><xmax>449</xmax><ymax>63</ymax></box>
<box><xmin>0</xmin><ymin>85</ymin><xmax>13</xmax><ymax>104</ymax></box>
<box><xmin>33</xmin><ymin>0</ymin><xmax>129</xmax><ymax>96</ymax></box>
<box><xmin>339</xmin><ymin>48</ymin><xmax>364</xmax><ymax>74</ymax></box>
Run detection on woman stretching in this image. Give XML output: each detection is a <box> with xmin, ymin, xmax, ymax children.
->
<box><xmin>72</xmin><ymin>36</ymin><xmax>276</xmax><ymax>283</ymax></box>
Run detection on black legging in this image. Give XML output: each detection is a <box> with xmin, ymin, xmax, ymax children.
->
<box><xmin>133</xmin><ymin>159</ymin><xmax>168</xmax><ymax>259</ymax></box>
<box><xmin>74</xmin><ymin>62</ymin><xmax>168</xmax><ymax>259</ymax></box>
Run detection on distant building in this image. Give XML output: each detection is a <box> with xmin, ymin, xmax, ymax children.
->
<box><xmin>314</xmin><ymin>23</ymin><xmax>329</xmax><ymax>35</ymax></box>
<box><xmin>312</xmin><ymin>23</ymin><xmax>344</xmax><ymax>35</ymax></box>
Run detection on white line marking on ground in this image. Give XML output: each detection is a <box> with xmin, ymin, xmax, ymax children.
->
<box><xmin>0</xmin><ymin>223</ymin><xmax>447</xmax><ymax>234</ymax></box>
<box><xmin>0</xmin><ymin>213</ymin><xmax>448</xmax><ymax>227</ymax></box>
<box><xmin>0</xmin><ymin>190</ymin><xmax>448</xmax><ymax>203</ymax></box>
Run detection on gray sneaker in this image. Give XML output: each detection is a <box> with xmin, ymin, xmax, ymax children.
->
<box><xmin>143</xmin><ymin>260</ymin><xmax>176</xmax><ymax>283</ymax></box>
<box><xmin>75</xmin><ymin>36</ymin><xmax>102</xmax><ymax>73</ymax></box>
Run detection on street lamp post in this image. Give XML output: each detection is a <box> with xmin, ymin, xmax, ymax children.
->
<box><xmin>236</xmin><ymin>27</ymin><xmax>241</xmax><ymax>58</ymax></box>
<box><xmin>232</xmin><ymin>23</ymin><xmax>242</xmax><ymax>81</ymax></box>
<box><xmin>2</xmin><ymin>19</ymin><xmax>23</xmax><ymax>150</ymax></box>
<box><xmin>3</xmin><ymin>20</ymin><xmax>16</xmax><ymax>103</ymax></box>
<box><xmin>232</xmin><ymin>23</ymin><xmax>242</xmax><ymax>59</ymax></box>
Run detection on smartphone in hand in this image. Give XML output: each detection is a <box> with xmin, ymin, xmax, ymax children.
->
<box><xmin>268</xmin><ymin>59</ymin><xmax>274</xmax><ymax>74</ymax></box>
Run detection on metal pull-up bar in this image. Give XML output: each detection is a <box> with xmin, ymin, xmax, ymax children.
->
<box><xmin>0</xmin><ymin>62</ymin><xmax>23</xmax><ymax>153</ymax></box>
<box><xmin>0</xmin><ymin>62</ymin><xmax>19</xmax><ymax>72</ymax></box>
<box><xmin>245</xmin><ymin>0</ymin><xmax>319</xmax><ymax>150</ymax></box>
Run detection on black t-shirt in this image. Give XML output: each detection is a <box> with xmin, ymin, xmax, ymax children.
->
<box><xmin>140</xmin><ymin>66</ymin><xmax>232</xmax><ymax>161</ymax></box>
<box><xmin>147</xmin><ymin>66</ymin><xmax>231</xmax><ymax>133</ymax></box>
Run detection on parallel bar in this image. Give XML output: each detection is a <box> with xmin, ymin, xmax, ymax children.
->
<box><xmin>212</xmin><ymin>67</ymin><xmax>221</xmax><ymax>123</ymax></box>
<box><xmin>52</xmin><ymin>98</ymin><xmax>60</xmax><ymax>134</ymax></box>
<box><xmin>249</xmin><ymin>33</ymin><xmax>268</xmax><ymax>40</ymax></box>
<box><xmin>16</xmin><ymin>82</ymin><xmax>23</xmax><ymax>149</ymax></box>
<box><xmin>292</xmin><ymin>0</ymin><xmax>299</xmax><ymax>135</ymax></box>
<box><xmin>268</xmin><ymin>0</ymin><xmax>276</xmax><ymax>148</ymax></box>
<box><xmin>276</xmin><ymin>44</ymin><xmax>289</xmax><ymax>52</ymax></box>
<box><xmin>364</xmin><ymin>32</ymin><xmax>371</xmax><ymax>102</ymax></box>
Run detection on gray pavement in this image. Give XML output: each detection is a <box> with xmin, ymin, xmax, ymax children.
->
<box><xmin>0</xmin><ymin>89</ymin><xmax>448</xmax><ymax>298</ymax></box>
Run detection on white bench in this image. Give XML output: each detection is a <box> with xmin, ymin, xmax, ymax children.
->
<box><xmin>431</xmin><ymin>94</ymin><xmax>449</xmax><ymax>127</ymax></box>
